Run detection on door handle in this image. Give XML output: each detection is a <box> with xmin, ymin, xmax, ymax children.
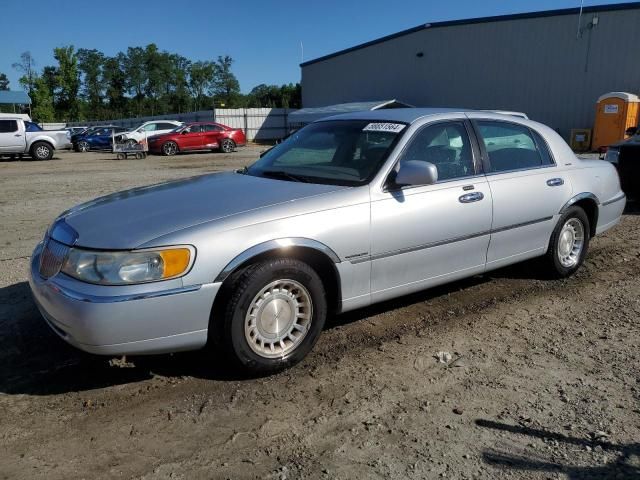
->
<box><xmin>459</xmin><ymin>192</ymin><xmax>484</xmax><ymax>203</ymax></box>
<box><xmin>14</xmin><ymin>134</ymin><xmax>22</xmax><ymax>137</ymax></box>
<box><xmin>546</xmin><ymin>178</ymin><xmax>564</xmax><ymax>187</ymax></box>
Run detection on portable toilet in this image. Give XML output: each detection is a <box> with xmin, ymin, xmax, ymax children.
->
<box><xmin>592</xmin><ymin>92</ymin><xmax>639</xmax><ymax>150</ymax></box>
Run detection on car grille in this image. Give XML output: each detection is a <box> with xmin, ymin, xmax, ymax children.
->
<box><xmin>39</xmin><ymin>237</ymin><xmax>70</xmax><ymax>279</ymax></box>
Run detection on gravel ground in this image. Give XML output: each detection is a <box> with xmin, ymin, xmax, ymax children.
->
<box><xmin>0</xmin><ymin>149</ymin><xmax>638</xmax><ymax>480</ymax></box>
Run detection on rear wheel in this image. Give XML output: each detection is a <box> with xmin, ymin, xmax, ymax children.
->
<box><xmin>162</xmin><ymin>141</ymin><xmax>178</xmax><ymax>156</ymax></box>
<box><xmin>30</xmin><ymin>142</ymin><xmax>54</xmax><ymax>160</ymax></box>
<box><xmin>542</xmin><ymin>206</ymin><xmax>590</xmax><ymax>278</ymax></box>
<box><xmin>219</xmin><ymin>258</ymin><xmax>327</xmax><ymax>374</ymax></box>
<box><xmin>126</xmin><ymin>139</ymin><xmax>138</xmax><ymax>148</ymax></box>
<box><xmin>76</xmin><ymin>141</ymin><xmax>90</xmax><ymax>153</ymax></box>
<box><xmin>220</xmin><ymin>138</ymin><xmax>236</xmax><ymax>153</ymax></box>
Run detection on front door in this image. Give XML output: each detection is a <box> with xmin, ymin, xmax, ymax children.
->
<box><xmin>179</xmin><ymin>124</ymin><xmax>204</xmax><ymax>150</ymax></box>
<box><xmin>369</xmin><ymin>120</ymin><xmax>493</xmax><ymax>303</ymax></box>
<box><xmin>0</xmin><ymin>120</ymin><xmax>25</xmax><ymax>153</ymax></box>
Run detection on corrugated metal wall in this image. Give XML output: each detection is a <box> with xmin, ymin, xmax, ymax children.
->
<box><xmin>301</xmin><ymin>7</ymin><xmax>640</xmax><ymax>139</ymax></box>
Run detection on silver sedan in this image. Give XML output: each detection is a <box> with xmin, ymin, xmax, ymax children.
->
<box><xmin>29</xmin><ymin>109</ymin><xmax>626</xmax><ymax>373</ymax></box>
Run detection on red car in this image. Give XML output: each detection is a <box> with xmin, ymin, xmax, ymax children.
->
<box><xmin>148</xmin><ymin>122</ymin><xmax>246</xmax><ymax>156</ymax></box>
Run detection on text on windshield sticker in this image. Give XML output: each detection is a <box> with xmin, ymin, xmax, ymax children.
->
<box><xmin>363</xmin><ymin>123</ymin><xmax>406</xmax><ymax>133</ymax></box>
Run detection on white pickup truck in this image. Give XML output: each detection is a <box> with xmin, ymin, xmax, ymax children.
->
<box><xmin>0</xmin><ymin>115</ymin><xmax>71</xmax><ymax>160</ymax></box>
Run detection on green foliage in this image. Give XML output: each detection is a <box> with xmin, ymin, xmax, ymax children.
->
<box><xmin>0</xmin><ymin>73</ymin><xmax>9</xmax><ymax>91</ymax></box>
<box><xmin>53</xmin><ymin>46</ymin><xmax>81</xmax><ymax>121</ymax></box>
<box><xmin>12</xmin><ymin>45</ymin><xmax>302</xmax><ymax>122</ymax></box>
<box><xmin>31</xmin><ymin>77</ymin><xmax>55</xmax><ymax>122</ymax></box>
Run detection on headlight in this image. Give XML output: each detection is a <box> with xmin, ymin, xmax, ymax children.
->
<box><xmin>604</xmin><ymin>148</ymin><xmax>619</xmax><ymax>164</ymax></box>
<box><xmin>61</xmin><ymin>246</ymin><xmax>194</xmax><ymax>285</ymax></box>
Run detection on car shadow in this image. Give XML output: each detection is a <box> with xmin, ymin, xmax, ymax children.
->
<box><xmin>624</xmin><ymin>197</ymin><xmax>639</xmax><ymax>215</ymax></box>
<box><xmin>475</xmin><ymin>419</ymin><xmax>640</xmax><ymax>478</ymax></box>
<box><xmin>0</xmin><ymin>258</ymin><xmax>568</xmax><ymax>395</ymax></box>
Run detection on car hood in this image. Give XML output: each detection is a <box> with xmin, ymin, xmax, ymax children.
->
<box><xmin>58</xmin><ymin>172</ymin><xmax>347</xmax><ymax>249</ymax></box>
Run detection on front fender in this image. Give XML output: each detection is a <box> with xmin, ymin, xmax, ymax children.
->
<box><xmin>214</xmin><ymin>237</ymin><xmax>341</xmax><ymax>282</ymax></box>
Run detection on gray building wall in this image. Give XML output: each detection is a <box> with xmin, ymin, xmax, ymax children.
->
<box><xmin>301</xmin><ymin>5</ymin><xmax>640</xmax><ymax>139</ymax></box>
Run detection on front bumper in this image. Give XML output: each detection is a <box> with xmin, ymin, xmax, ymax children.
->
<box><xmin>28</xmin><ymin>242</ymin><xmax>219</xmax><ymax>355</ymax></box>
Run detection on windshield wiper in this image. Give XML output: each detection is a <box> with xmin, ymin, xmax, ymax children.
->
<box><xmin>260</xmin><ymin>170</ymin><xmax>311</xmax><ymax>183</ymax></box>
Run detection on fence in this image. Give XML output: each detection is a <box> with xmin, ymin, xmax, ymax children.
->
<box><xmin>65</xmin><ymin>108</ymin><xmax>298</xmax><ymax>141</ymax></box>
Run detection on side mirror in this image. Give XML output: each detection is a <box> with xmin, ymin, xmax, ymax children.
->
<box><xmin>394</xmin><ymin>160</ymin><xmax>438</xmax><ymax>187</ymax></box>
<box><xmin>181</xmin><ymin>130</ymin><xmax>189</xmax><ymax>135</ymax></box>
<box><xmin>625</xmin><ymin>126</ymin><xmax>638</xmax><ymax>137</ymax></box>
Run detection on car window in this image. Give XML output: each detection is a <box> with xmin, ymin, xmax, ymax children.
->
<box><xmin>477</xmin><ymin>121</ymin><xmax>551</xmax><ymax>173</ymax></box>
<box><xmin>158</xmin><ymin>123</ymin><xmax>178</xmax><ymax>130</ymax></box>
<box><xmin>142</xmin><ymin>124</ymin><xmax>157</xmax><ymax>131</ymax></box>
<box><xmin>184</xmin><ymin>125</ymin><xmax>202</xmax><ymax>133</ymax></box>
<box><xmin>202</xmin><ymin>124</ymin><xmax>223</xmax><ymax>132</ymax></box>
<box><xmin>400</xmin><ymin>121</ymin><xmax>475</xmax><ymax>181</ymax></box>
<box><xmin>0</xmin><ymin>120</ymin><xmax>18</xmax><ymax>133</ymax></box>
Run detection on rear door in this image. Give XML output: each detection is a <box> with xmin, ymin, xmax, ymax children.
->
<box><xmin>470</xmin><ymin>117</ymin><xmax>571</xmax><ymax>269</ymax></box>
<box><xmin>201</xmin><ymin>123</ymin><xmax>224</xmax><ymax>149</ymax></box>
<box><xmin>0</xmin><ymin>120</ymin><xmax>25</xmax><ymax>153</ymax></box>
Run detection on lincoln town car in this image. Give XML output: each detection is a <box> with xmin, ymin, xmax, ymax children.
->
<box><xmin>29</xmin><ymin>109</ymin><xmax>626</xmax><ymax>373</ymax></box>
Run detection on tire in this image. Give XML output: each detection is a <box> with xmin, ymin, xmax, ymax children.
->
<box><xmin>77</xmin><ymin>141</ymin><xmax>90</xmax><ymax>153</ymax></box>
<box><xmin>220</xmin><ymin>138</ymin><xmax>236</xmax><ymax>153</ymax></box>
<box><xmin>162</xmin><ymin>141</ymin><xmax>178</xmax><ymax>156</ymax></box>
<box><xmin>30</xmin><ymin>142</ymin><xmax>54</xmax><ymax>160</ymax></box>
<box><xmin>116</xmin><ymin>153</ymin><xmax>126</xmax><ymax>160</ymax></box>
<box><xmin>542</xmin><ymin>206</ymin><xmax>590</xmax><ymax>278</ymax></box>
<box><xmin>126</xmin><ymin>139</ymin><xmax>138</xmax><ymax>148</ymax></box>
<box><xmin>220</xmin><ymin>258</ymin><xmax>327</xmax><ymax>374</ymax></box>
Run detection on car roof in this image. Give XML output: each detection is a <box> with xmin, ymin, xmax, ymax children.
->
<box><xmin>320</xmin><ymin>107</ymin><xmax>530</xmax><ymax>124</ymax></box>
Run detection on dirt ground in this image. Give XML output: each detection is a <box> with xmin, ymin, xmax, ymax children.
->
<box><xmin>0</xmin><ymin>149</ymin><xmax>638</xmax><ymax>480</ymax></box>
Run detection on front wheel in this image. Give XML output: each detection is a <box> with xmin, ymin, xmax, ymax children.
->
<box><xmin>542</xmin><ymin>206</ymin><xmax>590</xmax><ymax>278</ymax></box>
<box><xmin>76</xmin><ymin>141</ymin><xmax>90</xmax><ymax>153</ymax></box>
<box><xmin>126</xmin><ymin>139</ymin><xmax>138</xmax><ymax>148</ymax></box>
<box><xmin>220</xmin><ymin>138</ymin><xmax>236</xmax><ymax>153</ymax></box>
<box><xmin>220</xmin><ymin>258</ymin><xmax>327</xmax><ymax>374</ymax></box>
<box><xmin>30</xmin><ymin>142</ymin><xmax>54</xmax><ymax>160</ymax></box>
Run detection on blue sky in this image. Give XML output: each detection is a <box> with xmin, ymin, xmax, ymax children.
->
<box><xmin>0</xmin><ymin>0</ymin><xmax>624</xmax><ymax>93</ymax></box>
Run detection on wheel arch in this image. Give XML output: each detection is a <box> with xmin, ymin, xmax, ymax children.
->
<box><xmin>210</xmin><ymin>239</ymin><xmax>343</xmax><ymax>334</ymax></box>
<box><xmin>559</xmin><ymin>192</ymin><xmax>599</xmax><ymax>237</ymax></box>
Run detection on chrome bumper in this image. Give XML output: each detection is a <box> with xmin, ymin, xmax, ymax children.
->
<box><xmin>28</xmin><ymin>242</ymin><xmax>219</xmax><ymax>355</ymax></box>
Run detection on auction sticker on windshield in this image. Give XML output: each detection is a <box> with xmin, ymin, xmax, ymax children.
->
<box><xmin>363</xmin><ymin>123</ymin><xmax>406</xmax><ymax>133</ymax></box>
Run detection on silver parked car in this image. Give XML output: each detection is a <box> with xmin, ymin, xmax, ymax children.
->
<box><xmin>29</xmin><ymin>109</ymin><xmax>626</xmax><ymax>373</ymax></box>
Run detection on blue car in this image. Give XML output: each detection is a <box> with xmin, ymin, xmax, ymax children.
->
<box><xmin>73</xmin><ymin>126</ymin><xmax>128</xmax><ymax>152</ymax></box>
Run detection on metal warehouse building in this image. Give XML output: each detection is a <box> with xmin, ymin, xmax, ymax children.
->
<box><xmin>300</xmin><ymin>2</ymin><xmax>640</xmax><ymax>140</ymax></box>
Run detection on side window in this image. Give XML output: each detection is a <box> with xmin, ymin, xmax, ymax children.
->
<box><xmin>203</xmin><ymin>124</ymin><xmax>223</xmax><ymax>132</ymax></box>
<box><xmin>143</xmin><ymin>123</ymin><xmax>157</xmax><ymax>131</ymax></box>
<box><xmin>0</xmin><ymin>120</ymin><xmax>18</xmax><ymax>133</ymax></box>
<box><xmin>400</xmin><ymin>121</ymin><xmax>475</xmax><ymax>181</ymax></box>
<box><xmin>477</xmin><ymin>121</ymin><xmax>549</xmax><ymax>173</ymax></box>
<box><xmin>159</xmin><ymin>123</ymin><xmax>179</xmax><ymax>130</ymax></box>
<box><xmin>184</xmin><ymin>125</ymin><xmax>202</xmax><ymax>133</ymax></box>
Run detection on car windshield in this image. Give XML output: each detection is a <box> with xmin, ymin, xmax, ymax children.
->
<box><xmin>246</xmin><ymin>120</ymin><xmax>407</xmax><ymax>186</ymax></box>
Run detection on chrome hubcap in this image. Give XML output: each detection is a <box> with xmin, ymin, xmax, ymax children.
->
<box><xmin>36</xmin><ymin>146</ymin><xmax>49</xmax><ymax>158</ymax></box>
<box><xmin>557</xmin><ymin>218</ymin><xmax>584</xmax><ymax>268</ymax></box>
<box><xmin>222</xmin><ymin>140</ymin><xmax>233</xmax><ymax>152</ymax></box>
<box><xmin>244</xmin><ymin>279</ymin><xmax>312</xmax><ymax>358</ymax></box>
<box><xmin>164</xmin><ymin>143</ymin><xmax>176</xmax><ymax>155</ymax></box>
<box><xmin>79</xmin><ymin>142</ymin><xmax>88</xmax><ymax>152</ymax></box>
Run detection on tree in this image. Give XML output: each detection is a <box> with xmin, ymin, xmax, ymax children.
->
<box><xmin>53</xmin><ymin>46</ymin><xmax>80</xmax><ymax>120</ymax></box>
<box><xmin>12</xmin><ymin>51</ymin><xmax>37</xmax><ymax>97</ymax></box>
<box><xmin>77</xmin><ymin>48</ymin><xmax>105</xmax><ymax>114</ymax></box>
<box><xmin>31</xmin><ymin>76</ymin><xmax>55</xmax><ymax>122</ymax></box>
<box><xmin>103</xmin><ymin>54</ymin><xmax>127</xmax><ymax>117</ymax></box>
<box><xmin>212</xmin><ymin>55</ymin><xmax>241</xmax><ymax>107</ymax></box>
<box><xmin>0</xmin><ymin>73</ymin><xmax>9</xmax><ymax>90</ymax></box>
<box><xmin>188</xmin><ymin>61</ymin><xmax>215</xmax><ymax>110</ymax></box>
